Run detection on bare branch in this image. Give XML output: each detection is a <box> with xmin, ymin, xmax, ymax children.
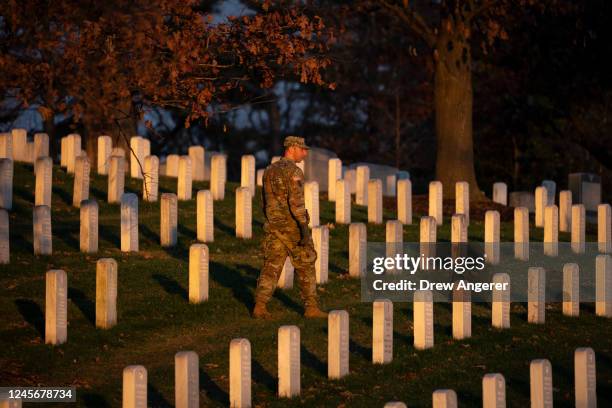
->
<box><xmin>375</xmin><ymin>0</ymin><xmax>436</xmax><ymax>48</ymax></box>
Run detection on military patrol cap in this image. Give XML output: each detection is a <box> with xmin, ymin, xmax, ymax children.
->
<box><xmin>283</xmin><ymin>136</ymin><xmax>309</xmax><ymax>150</ymax></box>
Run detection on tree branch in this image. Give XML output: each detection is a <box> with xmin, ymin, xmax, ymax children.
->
<box><xmin>375</xmin><ymin>0</ymin><xmax>436</xmax><ymax>48</ymax></box>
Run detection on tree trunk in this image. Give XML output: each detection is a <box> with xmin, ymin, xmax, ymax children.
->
<box><xmin>434</xmin><ymin>28</ymin><xmax>484</xmax><ymax>201</ymax></box>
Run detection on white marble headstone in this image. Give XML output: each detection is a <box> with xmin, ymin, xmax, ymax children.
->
<box><xmin>174</xmin><ymin>351</ymin><xmax>199</xmax><ymax>408</ymax></box>
<box><xmin>120</xmin><ymin>193</ymin><xmax>139</xmax><ymax>252</ymax></box>
<box><xmin>349</xmin><ymin>223</ymin><xmax>366</xmax><ymax>278</ymax></box>
<box><xmin>429</xmin><ymin>181</ymin><xmax>443</xmax><ymax>226</ymax></box>
<box><xmin>278</xmin><ymin>325</ymin><xmax>300</xmax><ymax>398</ymax></box>
<box><xmin>189</xmin><ymin>244</ymin><xmax>209</xmax><ymax>303</ymax></box>
<box><xmin>196</xmin><ymin>190</ymin><xmax>214</xmax><ymax>242</ymax></box>
<box><xmin>328</xmin><ymin>310</ymin><xmax>349</xmax><ymax>379</ymax></box>
<box><xmin>530</xmin><ymin>359</ymin><xmax>553</xmax><ymax>408</ymax></box>
<box><xmin>160</xmin><ymin>193</ymin><xmax>178</xmax><ymax>247</ymax></box>
<box><xmin>123</xmin><ymin>365</ymin><xmax>147</xmax><ymax>408</ymax></box>
<box><xmin>45</xmin><ymin>269</ymin><xmax>67</xmax><ymax>344</ymax></box>
<box><xmin>372</xmin><ymin>299</ymin><xmax>393</xmax><ymax>364</ymax></box>
<box><xmin>96</xmin><ymin>258</ymin><xmax>117</xmax><ymax>329</ymax></box>
<box><xmin>229</xmin><ymin>338</ymin><xmax>251</xmax><ymax>408</ymax></box>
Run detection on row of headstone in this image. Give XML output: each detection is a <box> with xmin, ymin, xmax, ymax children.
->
<box><xmin>44</xmin><ymin>260</ymin><xmax>118</xmax><ymax>345</ymax></box>
<box><xmin>100</xmin><ymin>136</ymin><xmax>225</xmax><ymax>203</ymax></box>
<box><xmin>14</xmin><ymin>177</ymin><xmax>611</xmax><ymax>267</ymax></box>
<box><xmin>43</xmin><ymin>245</ymin><xmax>210</xmax><ymax>346</ymax></box>
<box><xmin>343</xmin><ymin>211</ymin><xmax>505</xmax><ymax>280</ymax></box>
<box><xmin>494</xmin><ymin>173</ymin><xmax>602</xmax><ymax>213</ymax></box>
<box><xmin>120</xmin><ymin>312</ymin><xmax>347</xmax><ymax>407</ymax></box>
<box><xmin>254</xmin><ymin>157</ymin><xmax>409</xmax><ymax>199</ymax></box>
<box><xmin>120</xmin><ymin>318</ymin><xmax>596</xmax><ymax>407</ymax></box>
<box><xmin>31</xmin><ymin>194</ymin><xmax>611</xmax><ymax>318</ymax></box>
<box><xmin>7</xmin><ymin>132</ymin><xmax>604</xmax><ymax>221</ymax></box>
<box><xmin>164</xmin><ymin>147</ymin><xmax>205</xmax><ymax>182</ymax></box>
<box><xmin>333</xmin><ymin>170</ymin><xmax>411</xmax><ymax>226</ymax></box>
<box><xmin>29</xmin><ymin>182</ymin><xmax>218</xmax><ymax>256</ymax></box>
<box><xmin>533</xmin><ymin>182</ymin><xmax>605</xmax><ymax>230</ymax></box>
<box><xmin>385</xmin><ymin>349</ymin><xmax>596</xmax><ymax>408</ymax></box>
<box><xmin>0</xmin><ymin>129</ymin><xmax>49</xmax><ymax>164</ymax></box>
<box><xmin>118</xmin><ymin>343</ymin><xmax>596</xmax><ymax>408</ymax></box>
<box><xmin>35</xmin><ymin>254</ymin><xmax>595</xmax><ymax>406</ymax></box>
<box><xmin>371</xmin><ymin>259</ymin><xmax>608</xmax><ymax>361</ymax></box>
<box><xmin>6</xmin><ymin>147</ymin><xmax>611</xmax><ymax>268</ymax></box>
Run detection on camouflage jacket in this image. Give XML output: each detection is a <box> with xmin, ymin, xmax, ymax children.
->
<box><xmin>262</xmin><ymin>157</ymin><xmax>309</xmax><ymax>234</ymax></box>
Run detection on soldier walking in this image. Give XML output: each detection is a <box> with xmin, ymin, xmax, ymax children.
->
<box><xmin>252</xmin><ymin>136</ymin><xmax>327</xmax><ymax>319</ymax></box>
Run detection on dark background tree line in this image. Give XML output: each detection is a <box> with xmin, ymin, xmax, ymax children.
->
<box><xmin>1</xmin><ymin>0</ymin><xmax>610</xmax><ymax>201</ymax></box>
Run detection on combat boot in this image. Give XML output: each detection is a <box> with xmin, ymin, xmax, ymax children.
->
<box><xmin>252</xmin><ymin>302</ymin><xmax>271</xmax><ymax>319</ymax></box>
<box><xmin>304</xmin><ymin>305</ymin><xmax>327</xmax><ymax>319</ymax></box>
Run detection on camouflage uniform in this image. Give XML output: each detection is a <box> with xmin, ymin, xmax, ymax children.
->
<box><xmin>254</xmin><ymin>156</ymin><xmax>319</xmax><ymax>308</ymax></box>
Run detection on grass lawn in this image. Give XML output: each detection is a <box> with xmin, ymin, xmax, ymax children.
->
<box><xmin>0</xmin><ymin>162</ymin><xmax>610</xmax><ymax>407</ymax></box>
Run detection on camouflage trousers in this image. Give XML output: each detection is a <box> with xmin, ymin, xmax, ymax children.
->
<box><xmin>254</xmin><ymin>230</ymin><xmax>319</xmax><ymax>308</ymax></box>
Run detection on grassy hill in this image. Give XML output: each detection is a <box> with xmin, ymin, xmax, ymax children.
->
<box><xmin>0</xmin><ymin>162</ymin><xmax>610</xmax><ymax>407</ymax></box>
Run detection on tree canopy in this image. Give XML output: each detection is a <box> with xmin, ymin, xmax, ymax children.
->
<box><xmin>0</xmin><ymin>0</ymin><xmax>334</xmax><ymax>153</ymax></box>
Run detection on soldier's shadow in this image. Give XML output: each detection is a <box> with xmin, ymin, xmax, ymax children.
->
<box><xmin>211</xmin><ymin>261</ymin><xmax>256</xmax><ymax>309</ymax></box>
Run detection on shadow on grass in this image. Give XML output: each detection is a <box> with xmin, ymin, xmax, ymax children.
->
<box><xmin>81</xmin><ymin>392</ymin><xmax>111</xmax><ymax>407</ymax></box>
<box><xmin>210</xmin><ymin>261</ymin><xmax>255</xmax><ymax>310</ymax></box>
<box><xmin>458</xmin><ymin>389</ymin><xmax>482</xmax><ymax>407</ymax></box>
<box><xmin>148</xmin><ymin>383</ymin><xmax>172</xmax><ymax>407</ymax></box>
<box><xmin>140</xmin><ymin>224</ymin><xmax>159</xmax><ymax>245</ymax></box>
<box><xmin>393</xmin><ymin>329</ymin><xmax>413</xmax><ymax>349</ymax></box>
<box><xmin>199</xmin><ymin>368</ymin><xmax>228</xmax><ymax>405</ymax></box>
<box><xmin>152</xmin><ymin>274</ymin><xmax>188</xmax><ymax>301</ymax></box>
<box><xmin>52</xmin><ymin>185</ymin><xmax>73</xmax><ymax>205</ymax></box>
<box><xmin>90</xmin><ymin>186</ymin><xmax>107</xmax><ymax>202</ymax></box>
<box><xmin>10</xmin><ymin>228</ymin><xmax>32</xmax><ymax>253</ymax></box>
<box><xmin>13</xmin><ymin>185</ymin><xmax>34</xmax><ymax>203</ymax></box>
<box><xmin>178</xmin><ymin>224</ymin><xmax>196</xmax><ymax>241</ymax></box>
<box><xmin>213</xmin><ymin>216</ymin><xmax>234</xmax><ymax>237</ymax></box>
<box><xmin>581</xmin><ymin>302</ymin><xmax>596</xmax><ymax>314</ymax></box>
<box><xmin>252</xmin><ymin>359</ymin><xmax>276</xmax><ymax>392</ymax></box>
<box><xmin>349</xmin><ymin>339</ymin><xmax>371</xmax><ymax>362</ymax></box>
<box><xmin>329</xmin><ymin>263</ymin><xmax>345</xmax><ymax>275</ymax></box>
<box><xmin>302</xmin><ymin>345</ymin><xmax>326</xmax><ymax>376</ymax></box>
<box><xmin>234</xmin><ymin>262</ymin><xmax>261</xmax><ymax>279</ymax></box>
<box><xmin>159</xmin><ymin>185</ymin><xmax>173</xmax><ymax>194</ymax></box>
<box><xmin>99</xmin><ymin>224</ymin><xmax>120</xmax><ymax>247</ymax></box>
<box><xmin>124</xmin><ymin>186</ymin><xmax>140</xmax><ymax>196</ymax></box>
<box><xmin>68</xmin><ymin>287</ymin><xmax>96</xmax><ymax>326</ymax></box>
<box><xmin>57</xmin><ymin>228</ymin><xmax>80</xmax><ymax>251</ymax></box>
<box><xmin>15</xmin><ymin>299</ymin><xmax>45</xmax><ymax>339</ymax></box>
<box><xmin>161</xmin><ymin>240</ymin><xmax>189</xmax><ymax>261</ymax></box>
